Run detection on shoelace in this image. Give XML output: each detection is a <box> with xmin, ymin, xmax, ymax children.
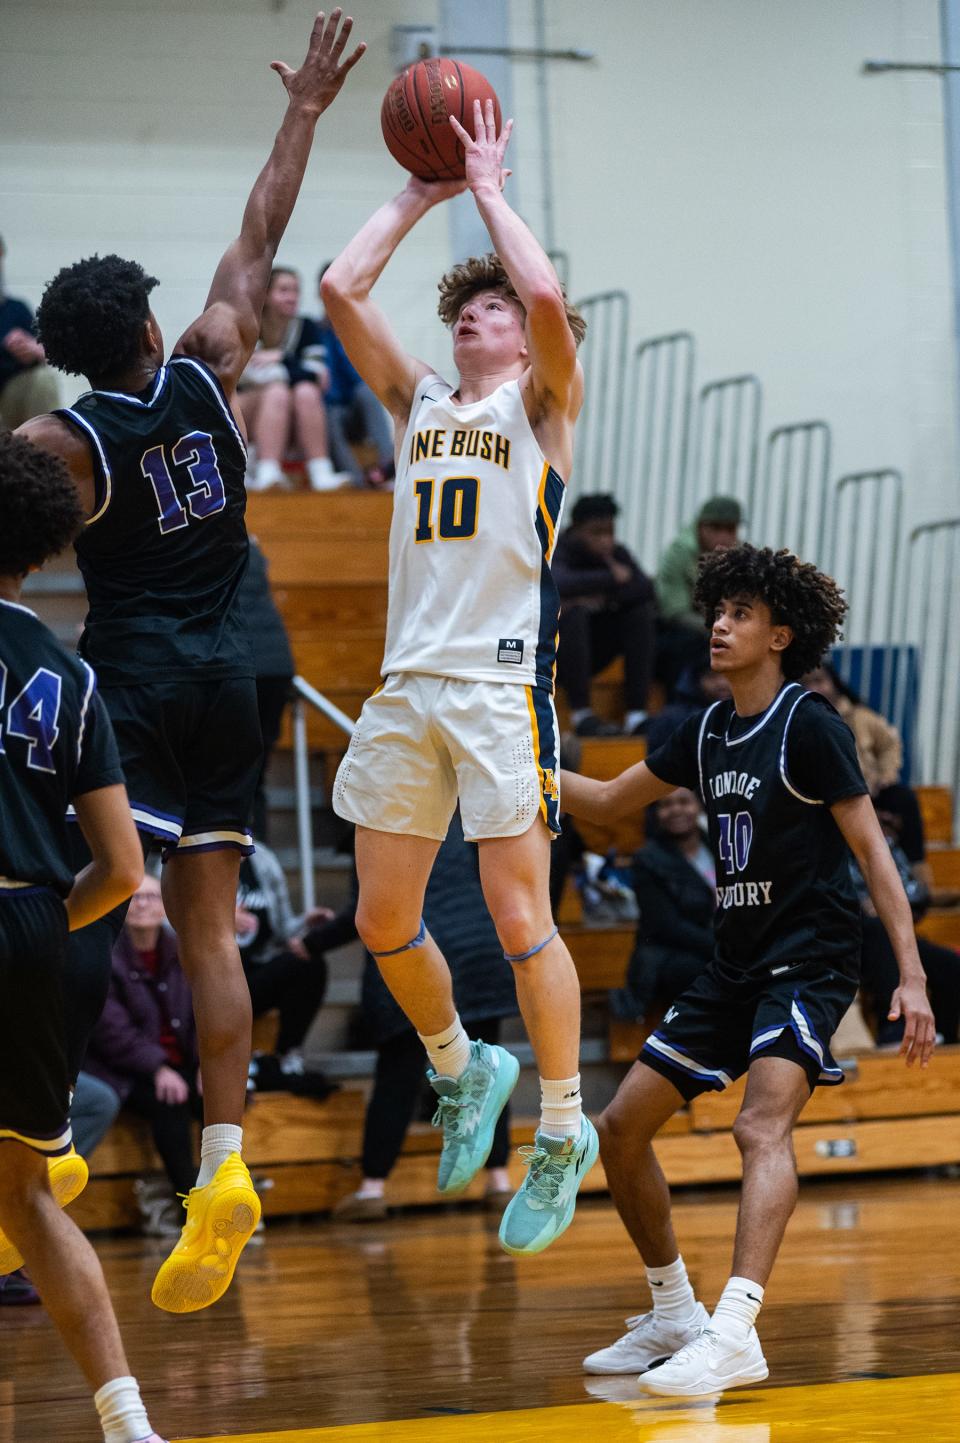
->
<box><xmin>515</xmin><ymin>1143</ymin><xmax>568</xmax><ymax>1201</ymax></box>
<box><xmin>431</xmin><ymin>1066</ymin><xmax>488</xmax><ymax>1137</ymax></box>
<box><xmin>665</xmin><ymin>1326</ymin><xmax>717</xmax><ymax>1365</ymax></box>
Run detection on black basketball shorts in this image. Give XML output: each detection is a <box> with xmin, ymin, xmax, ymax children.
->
<box><xmin>640</xmin><ymin>957</ymin><xmax>859</xmax><ymax>1100</ymax></box>
<box><xmin>0</xmin><ymin>889</ymin><xmax>73</xmax><ymax>1155</ymax></box>
<box><xmin>91</xmin><ymin>676</ymin><xmax>262</xmax><ymax>858</ymax></box>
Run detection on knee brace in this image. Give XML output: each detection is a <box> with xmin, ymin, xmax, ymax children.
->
<box><xmin>369</xmin><ymin>919</ymin><xmax>427</xmax><ymax>958</ymax></box>
<box><xmin>504</xmin><ymin>925</ymin><xmax>559</xmax><ymax>964</ymax></box>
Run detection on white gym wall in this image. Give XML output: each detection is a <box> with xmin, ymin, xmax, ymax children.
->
<box><xmin>2</xmin><ymin>0</ymin><xmax>958</xmax><ymax>521</ymax></box>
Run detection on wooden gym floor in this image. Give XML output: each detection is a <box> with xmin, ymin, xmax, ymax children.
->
<box><xmin>3</xmin><ymin>1174</ymin><xmax>958</xmax><ymax>1442</ymax></box>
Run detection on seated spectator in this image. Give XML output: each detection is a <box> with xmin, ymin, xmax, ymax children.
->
<box><xmin>238</xmin><ymin>538</ymin><xmax>295</xmax><ymax>841</ymax></box>
<box><xmin>237</xmin><ymin>838</ymin><xmax>335</xmax><ymax>1096</ymax></box>
<box><xmin>84</xmin><ymin>876</ymin><xmax>201</xmax><ymax>1235</ymax></box>
<box><xmin>852</xmin><ymin>815</ymin><xmax>960</xmax><ymax>1045</ymax></box>
<box><xmin>644</xmin><ymin>660</ymin><xmax>732</xmax><ymax>754</ymax></box>
<box><xmin>333</xmin><ymin>811</ymin><xmax>518</xmax><ymax>1221</ymax></box>
<box><xmin>0</xmin><ymin>235</ymin><xmax>60</xmax><ymax>428</ymax></box>
<box><xmin>655</xmin><ymin>496</ymin><xmax>742</xmax><ymax>696</ymax></box>
<box><xmin>612</xmin><ymin>789</ymin><xmax>715</xmax><ymax>1025</ymax></box>
<box><xmin>316</xmin><ymin>262</ymin><xmax>394</xmax><ymax>486</ymax></box>
<box><xmin>237</xmin><ymin>265</ymin><xmax>351</xmax><ymax>493</ymax></box>
<box><xmin>554</xmin><ymin>493</ymin><xmax>656</xmax><ymax>737</ymax></box>
<box><xmin>803</xmin><ymin>664</ymin><xmax>929</xmax><ymax>876</ymax></box>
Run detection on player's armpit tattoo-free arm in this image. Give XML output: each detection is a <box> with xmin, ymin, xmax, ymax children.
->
<box><xmin>69</xmin><ymin>784</ymin><xmax>144</xmax><ymax>932</ymax></box>
<box><xmin>831</xmin><ymin>793</ymin><xmax>936</xmax><ymax>1068</ymax></box>
<box><xmin>560</xmin><ymin>761</ymin><xmax>674</xmax><ymax>824</ymax></box>
<box><xmin>16</xmin><ymin>413</ymin><xmax>97</xmax><ymax>519</ymax></box>
<box><xmin>175</xmin><ymin>10</ymin><xmax>366</xmax><ymax>394</ymax></box>
<box><xmin>320</xmin><ymin>177</ymin><xmax>464</xmax><ymax>418</ymax></box>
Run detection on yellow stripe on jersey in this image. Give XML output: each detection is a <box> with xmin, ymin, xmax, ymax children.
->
<box><xmin>524</xmin><ymin>686</ymin><xmax>549</xmax><ymax>825</ymax></box>
<box><xmin>537</xmin><ymin>460</ymin><xmax>558</xmax><ymax>561</ymax></box>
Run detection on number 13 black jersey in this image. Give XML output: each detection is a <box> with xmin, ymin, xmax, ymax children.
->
<box><xmin>645</xmin><ymin>683</ymin><xmax>868</xmax><ymax>975</ymax></box>
<box><xmin>55</xmin><ymin>357</ymin><xmax>250</xmax><ymax>686</ymax></box>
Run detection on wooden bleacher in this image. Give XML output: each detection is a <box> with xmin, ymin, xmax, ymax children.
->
<box><xmin>76</xmin><ymin>1046</ymin><xmax>960</xmax><ymax>1232</ymax></box>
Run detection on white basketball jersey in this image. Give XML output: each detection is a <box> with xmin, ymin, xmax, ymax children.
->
<box><xmin>381</xmin><ymin>374</ymin><xmax>565</xmax><ymax>690</ymax></box>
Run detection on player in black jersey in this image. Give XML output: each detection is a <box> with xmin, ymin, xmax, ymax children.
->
<box><xmin>564</xmin><ymin>544</ymin><xmax>935</xmax><ymax>1397</ymax></box>
<box><xmin>17</xmin><ymin>11</ymin><xmax>366</xmax><ymax>1315</ymax></box>
<box><xmin>0</xmin><ymin>433</ymin><xmax>169</xmax><ymax>1443</ymax></box>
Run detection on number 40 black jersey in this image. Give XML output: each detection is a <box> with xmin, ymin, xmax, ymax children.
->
<box><xmin>56</xmin><ymin>356</ymin><xmax>251</xmax><ymax>687</ymax></box>
<box><xmin>645</xmin><ymin>683</ymin><xmax>869</xmax><ymax>976</ymax></box>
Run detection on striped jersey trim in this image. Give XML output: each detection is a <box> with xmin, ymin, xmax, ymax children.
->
<box><xmin>0</xmin><ymin>1123</ymin><xmax>73</xmax><ymax>1155</ymax></box>
<box><xmin>61</xmin><ymin>409</ymin><xmax>113</xmax><ymax>525</ymax></box>
<box><xmin>171</xmin><ymin>356</ymin><xmax>247</xmax><ymax>461</ymax></box>
<box><xmin>643</xmin><ymin>1033</ymin><xmax>734</xmax><ymax>1090</ymax></box>
<box><xmin>175</xmin><ymin>829</ymin><xmax>253</xmax><ymax>851</ymax></box>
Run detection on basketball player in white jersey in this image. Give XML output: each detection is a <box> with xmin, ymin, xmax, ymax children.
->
<box><xmin>322</xmin><ymin>100</ymin><xmax>596</xmax><ymax>1255</ymax></box>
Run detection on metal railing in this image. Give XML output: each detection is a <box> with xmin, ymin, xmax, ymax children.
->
<box><xmin>290</xmin><ymin>676</ymin><xmax>355</xmax><ymax>911</ymax></box>
<box><xmin>831</xmin><ymin>470</ymin><xmax>904</xmax><ymax>718</ymax></box>
<box><xmin>896</xmin><ymin>519</ymin><xmax>960</xmax><ymax>824</ymax></box>
<box><xmin>620</xmin><ymin>331</ymin><xmax>696</xmax><ymax>573</ymax></box>
<box><xmin>685</xmin><ymin>373</ymin><xmax>763</xmax><ymax>520</ymax></box>
<box><xmin>755</xmin><ymin>421</ymin><xmax>832</xmax><ymax>564</ymax></box>
<box><xmin>571</xmin><ymin>289</ymin><xmax>629</xmax><ymax>498</ymax></box>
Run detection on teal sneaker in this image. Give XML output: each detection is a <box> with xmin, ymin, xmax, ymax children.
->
<box><xmin>429</xmin><ymin>1041</ymin><xmax>520</xmax><ymax>1196</ymax></box>
<box><xmin>498</xmin><ymin>1117</ymin><xmax>599</xmax><ymax>1256</ymax></box>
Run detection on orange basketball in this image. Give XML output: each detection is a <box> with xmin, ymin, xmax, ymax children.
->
<box><xmin>380</xmin><ymin>58</ymin><xmax>501</xmax><ymax>182</ymax></box>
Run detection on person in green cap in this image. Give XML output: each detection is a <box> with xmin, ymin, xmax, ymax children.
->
<box><xmin>656</xmin><ymin>496</ymin><xmax>742</xmax><ymax>695</ymax></box>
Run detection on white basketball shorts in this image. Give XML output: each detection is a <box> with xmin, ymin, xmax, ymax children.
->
<box><xmin>332</xmin><ymin>672</ymin><xmax>561</xmax><ymax>842</ymax></box>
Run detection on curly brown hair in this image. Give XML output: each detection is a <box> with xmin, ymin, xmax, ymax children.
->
<box><xmin>437</xmin><ymin>253</ymin><xmax>586</xmax><ymax>347</ymax></box>
<box><xmin>0</xmin><ymin>430</ymin><xmax>84</xmax><ymax>576</ymax></box>
<box><xmin>693</xmin><ymin>543</ymin><xmax>847</xmax><ymax>680</ymax></box>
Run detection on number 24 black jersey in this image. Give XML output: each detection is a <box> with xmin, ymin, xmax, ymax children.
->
<box><xmin>0</xmin><ymin>599</ymin><xmax>123</xmax><ymax>897</ymax></box>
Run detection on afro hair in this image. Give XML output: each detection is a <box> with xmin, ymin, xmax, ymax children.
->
<box><xmin>694</xmin><ymin>543</ymin><xmax>847</xmax><ymax>680</ymax></box>
<box><xmin>437</xmin><ymin>253</ymin><xmax>586</xmax><ymax>347</ymax></box>
<box><xmin>0</xmin><ymin>430</ymin><xmax>84</xmax><ymax>576</ymax></box>
<box><xmin>37</xmin><ymin>254</ymin><xmax>158</xmax><ymax>381</ymax></box>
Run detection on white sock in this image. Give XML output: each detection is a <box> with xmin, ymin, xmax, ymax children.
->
<box><xmin>646</xmin><ymin>1254</ymin><xmax>700</xmax><ymax>1325</ymax></box>
<box><xmin>195</xmin><ymin>1123</ymin><xmax>243</xmax><ymax>1189</ymax></box>
<box><xmin>571</xmin><ymin>708</ymin><xmax>593</xmax><ymax>726</ymax></box>
<box><xmin>307</xmin><ymin>456</ymin><xmax>338</xmax><ymax>486</ymax></box>
<box><xmin>419</xmin><ymin>1014</ymin><xmax>472</xmax><ymax>1080</ymax></box>
<box><xmin>254</xmin><ymin>458</ymin><xmax>283</xmax><ymax>488</ymax></box>
<box><xmin>356</xmin><ymin>1178</ymin><xmax>385</xmax><ymax>1199</ymax></box>
<box><xmin>625</xmin><ymin>709</ymin><xmax>648</xmax><ymax>731</ymax></box>
<box><xmin>539</xmin><ymin>1074</ymin><xmax>582</xmax><ymax>1140</ymax></box>
<box><xmin>94</xmin><ymin>1376</ymin><xmax>152</xmax><ymax>1443</ymax></box>
<box><xmin>711</xmin><ymin>1275</ymin><xmax>764</xmax><ymax>1342</ymax></box>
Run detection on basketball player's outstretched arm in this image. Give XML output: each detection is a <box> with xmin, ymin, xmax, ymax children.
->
<box><xmin>450</xmin><ymin>100</ymin><xmax>581</xmax><ymax>423</ymax></box>
<box><xmin>832</xmin><ymin>793</ymin><xmax>936</xmax><ymax>1067</ymax></box>
<box><xmin>560</xmin><ymin>762</ymin><xmax>674</xmax><ymax>825</ymax></box>
<box><xmin>320</xmin><ymin>177</ymin><xmax>465</xmax><ymax>422</ymax></box>
<box><xmin>175</xmin><ymin>9</ymin><xmax>365</xmax><ymax>395</ymax></box>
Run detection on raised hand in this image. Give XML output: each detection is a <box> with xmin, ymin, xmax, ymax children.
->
<box><xmin>404</xmin><ymin>174</ymin><xmax>469</xmax><ymax>208</ymax></box>
<box><xmin>271</xmin><ymin>9</ymin><xmax>366</xmax><ymax>118</ymax></box>
<box><xmin>449</xmin><ymin>98</ymin><xmax>514</xmax><ymax>194</ymax></box>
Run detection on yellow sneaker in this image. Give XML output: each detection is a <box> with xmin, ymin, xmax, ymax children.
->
<box><xmin>0</xmin><ymin>1149</ymin><xmax>90</xmax><ymax>1276</ymax></box>
<box><xmin>150</xmin><ymin>1154</ymin><xmax>260</xmax><ymax>1314</ymax></box>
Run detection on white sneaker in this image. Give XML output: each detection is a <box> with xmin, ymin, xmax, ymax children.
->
<box><xmin>583</xmin><ymin>1302</ymin><xmax>710</xmax><ymax>1374</ymax></box>
<box><xmin>639</xmin><ymin>1325</ymin><xmax>769</xmax><ymax>1396</ymax></box>
<box><xmin>308</xmin><ymin>467</ymin><xmax>353</xmax><ymax>492</ymax></box>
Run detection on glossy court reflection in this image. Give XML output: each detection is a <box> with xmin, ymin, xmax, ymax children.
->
<box><xmin>178</xmin><ymin>1373</ymin><xmax>960</xmax><ymax>1441</ymax></box>
<box><xmin>4</xmin><ymin>1177</ymin><xmax>960</xmax><ymax>1441</ymax></box>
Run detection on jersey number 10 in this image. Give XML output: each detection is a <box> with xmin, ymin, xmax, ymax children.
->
<box><xmin>414</xmin><ymin>476</ymin><xmax>480</xmax><ymax>542</ymax></box>
<box><xmin>141</xmin><ymin>431</ymin><xmax>227</xmax><ymax>535</ymax></box>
